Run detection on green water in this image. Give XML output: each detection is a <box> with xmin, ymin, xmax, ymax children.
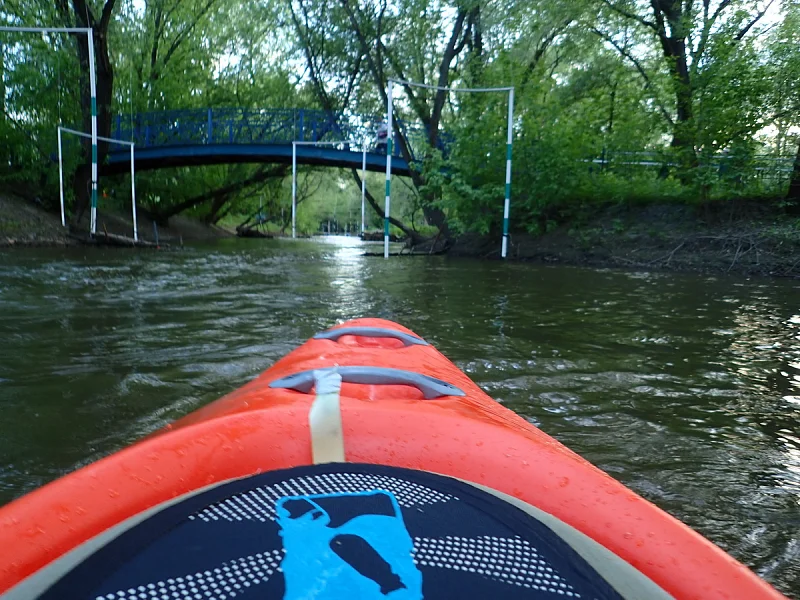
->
<box><xmin>1</xmin><ymin>236</ymin><xmax>798</xmax><ymax>595</ymax></box>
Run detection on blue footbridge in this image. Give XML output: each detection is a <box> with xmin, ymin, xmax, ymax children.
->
<box><xmin>105</xmin><ymin>108</ymin><xmax>447</xmax><ymax>176</ymax></box>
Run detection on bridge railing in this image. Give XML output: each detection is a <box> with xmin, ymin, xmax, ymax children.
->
<box><xmin>112</xmin><ymin>108</ymin><xmax>452</xmax><ymax>162</ymax></box>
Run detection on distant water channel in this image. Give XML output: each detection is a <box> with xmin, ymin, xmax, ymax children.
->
<box><xmin>0</xmin><ymin>236</ymin><xmax>798</xmax><ymax>595</ymax></box>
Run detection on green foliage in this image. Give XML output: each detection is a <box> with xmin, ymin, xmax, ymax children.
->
<box><xmin>2</xmin><ymin>0</ymin><xmax>799</xmax><ymax>235</ymax></box>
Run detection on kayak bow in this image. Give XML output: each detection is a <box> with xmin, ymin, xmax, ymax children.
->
<box><xmin>0</xmin><ymin>318</ymin><xmax>786</xmax><ymax>599</ymax></box>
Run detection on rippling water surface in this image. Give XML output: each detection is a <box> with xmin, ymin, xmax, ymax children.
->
<box><xmin>1</xmin><ymin>237</ymin><xmax>798</xmax><ymax>595</ymax></box>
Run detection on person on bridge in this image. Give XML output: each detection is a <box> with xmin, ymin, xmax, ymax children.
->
<box><xmin>374</xmin><ymin>121</ymin><xmax>389</xmax><ymax>154</ymax></box>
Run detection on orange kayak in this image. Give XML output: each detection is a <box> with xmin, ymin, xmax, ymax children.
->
<box><xmin>0</xmin><ymin>318</ymin><xmax>786</xmax><ymax>599</ymax></box>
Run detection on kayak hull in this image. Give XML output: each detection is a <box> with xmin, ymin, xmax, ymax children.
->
<box><xmin>0</xmin><ymin>318</ymin><xmax>785</xmax><ymax>599</ymax></box>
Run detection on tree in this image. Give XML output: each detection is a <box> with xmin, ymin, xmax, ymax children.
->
<box><xmin>286</xmin><ymin>0</ymin><xmax>485</xmax><ymax>244</ymax></box>
<box><xmin>766</xmin><ymin>1</ymin><xmax>800</xmax><ymax>204</ymax></box>
<box><xmin>595</xmin><ymin>0</ymin><xmax>777</xmax><ymax>162</ymax></box>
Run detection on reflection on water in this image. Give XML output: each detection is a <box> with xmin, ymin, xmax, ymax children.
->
<box><xmin>0</xmin><ymin>238</ymin><xmax>799</xmax><ymax>595</ymax></box>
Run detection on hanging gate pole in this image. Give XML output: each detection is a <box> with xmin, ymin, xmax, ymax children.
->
<box><xmin>384</xmin><ymin>79</ymin><xmax>515</xmax><ymax>259</ymax></box>
<box><xmin>291</xmin><ymin>142</ymin><xmax>297</xmax><ymax>239</ymax></box>
<box><xmin>58</xmin><ymin>126</ymin><xmax>137</xmax><ymax>241</ymax></box>
<box><xmin>58</xmin><ymin>127</ymin><xmax>66</xmax><ymax>227</ymax></box>
<box><xmin>130</xmin><ymin>145</ymin><xmax>138</xmax><ymax>242</ymax></box>
<box><xmin>87</xmin><ymin>28</ymin><xmax>98</xmax><ymax>236</ymax></box>
<box><xmin>384</xmin><ymin>83</ymin><xmax>394</xmax><ymax>259</ymax></box>
<box><xmin>361</xmin><ymin>141</ymin><xmax>367</xmax><ymax>235</ymax></box>
<box><xmin>502</xmin><ymin>88</ymin><xmax>514</xmax><ymax>258</ymax></box>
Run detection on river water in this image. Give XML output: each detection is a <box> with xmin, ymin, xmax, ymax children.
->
<box><xmin>0</xmin><ymin>237</ymin><xmax>798</xmax><ymax>595</ymax></box>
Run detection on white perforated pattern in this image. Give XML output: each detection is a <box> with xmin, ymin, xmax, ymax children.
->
<box><xmin>95</xmin><ymin>550</ymin><xmax>283</xmax><ymax>600</ymax></box>
<box><xmin>190</xmin><ymin>472</ymin><xmax>455</xmax><ymax>523</ymax></box>
<box><xmin>413</xmin><ymin>536</ymin><xmax>581</xmax><ymax>597</ymax></box>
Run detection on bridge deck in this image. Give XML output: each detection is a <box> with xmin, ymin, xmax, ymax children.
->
<box><xmin>104</xmin><ymin>107</ymin><xmax>430</xmax><ymax>176</ymax></box>
<box><xmin>105</xmin><ymin>143</ymin><xmax>409</xmax><ymax>175</ymax></box>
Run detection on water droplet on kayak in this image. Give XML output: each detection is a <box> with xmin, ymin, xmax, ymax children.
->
<box><xmin>475</xmin><ymin>441</ymin><xmax>484</xmax><ymax>447</ymax></box>
<box><xmin>647</xmin><ymin>531</ymin><xmax>655</xmax><ymax>538</ymax></box>
<box><xmin>623</xmin><ymin>532</ymin><xmax>633</xmax><ymax>540</ymax></box>
<box><xmin>108</xmin><ymin>489</ymin><xmax>120</xmax><ymax>498</ymax></box>
<box><xmin>558</xmin><ymin>476</ymin><xmax>569</xmax><ymax>487</ymax></box>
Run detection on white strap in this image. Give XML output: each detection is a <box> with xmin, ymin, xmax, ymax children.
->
<box><xmin>308</xmin><ymin>369</ymin><xmax>345</xmax><ymax>464</ymax></box>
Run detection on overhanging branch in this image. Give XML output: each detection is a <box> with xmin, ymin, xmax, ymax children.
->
<box><xmin>592</xmin><ymin>28</ymin><xmax>674</xmax><ymax>126</ymax></box>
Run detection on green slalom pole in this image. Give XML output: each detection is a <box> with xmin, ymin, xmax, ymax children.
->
<box><xmin>88</xmin><ymin>28</ymin><xmax>98</xmax><ymax>236</ymax></box>
<box><xmin>502</xmin><ymin>88</ymin><xmax>514</xmax><ymax>259</ymax></box>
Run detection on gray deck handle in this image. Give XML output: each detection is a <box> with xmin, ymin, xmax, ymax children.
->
<box><xmin>314</xmin><ymin>327</ymin><xmax>428</xmax><ymax>347</ymax></box>
<box><xmin>269</xmin><ymin>366</ymin><xmax>464</xmax><ymax>399</ymax></box>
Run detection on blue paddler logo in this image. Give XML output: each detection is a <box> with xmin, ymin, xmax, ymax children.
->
<box><xmin>277</xmin><ymin>490</ymin><xmax>422</xmax><ymax>599</ymax></box>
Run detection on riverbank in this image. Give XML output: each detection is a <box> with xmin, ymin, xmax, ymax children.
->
<box><xmin>0</xmin><ymin>193</ymin><xmax>233</xmax><ymax>248</ymax></box>
<box><xmin>450</xmin><ymin>201</ymin><xmax>800</xmax><ymax>278</ymax></box>
<box><xmin>4</xmin><ymin>193</ymin><xmax>798</xmax><ymax>278</ymax></box>
<box><xmin>0</xmin><ymin>194</ymin><xmax>75</xmax><ymax>247</ymax></box>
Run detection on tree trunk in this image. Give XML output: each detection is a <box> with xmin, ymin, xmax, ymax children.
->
<box><xmin>787</xmin><ymin>142</ymin><xmax>800</xmax><ymax>208</ymax></box>
<box><xmin>0</xmin><ymin>50</ymin><xmax>5</xmax><ymax>127</ymax></box>
<box><xmin>664</xmin><ymin>38</ymin><xmax>694</xmax><ymax>153</ymax></box>
<box><xmin>650</xmin><ymin>3</ymin><xmax>696</xmax><ymax>182</ymax></box>
<box><xmin>647</xmin><ymin>0</ymin><xmax>695</xmax><ymax>156</ymax></box>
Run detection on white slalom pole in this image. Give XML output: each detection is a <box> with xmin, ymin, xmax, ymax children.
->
<box><xmin>57</xmin><ymin>127</ymin><xmax>66</xmax><ymax>227</ymax></box>
<box><xmin>384</xmin><ymin>83</ymin><xmax>393</xmax><ymax>259</ymax></box>
<box><xmin>291</xmin><ymin>142</ymin><xmax>297</xmax><ymax>239</ymax></box>
<box><xmin>58</xmin><ymin>127</ymin><xmax>136</xmax><ymax>239</ymax></box>
<box><xmin>387</xmin><ymin>78</ymin><xmax>515</xmax><ymax>259</ymax></box>
<box><xmin>502</xmin><ymin>88</ymin><xmax>514</xmax><ymax>259</ymax></box>
<box><xmin>87</xmin><ymin>28</ymin><xmax>98</xmax><ymax>236</ymax></box>
<box><xmin>130</xmin><ymin>145</ymin><xmax>138</xmax><ymax>242</ymax></box>
<box><xmin>361</xmin><ymin>140</ymin><xmax>367</xmax><ymax>235</ymax></box>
